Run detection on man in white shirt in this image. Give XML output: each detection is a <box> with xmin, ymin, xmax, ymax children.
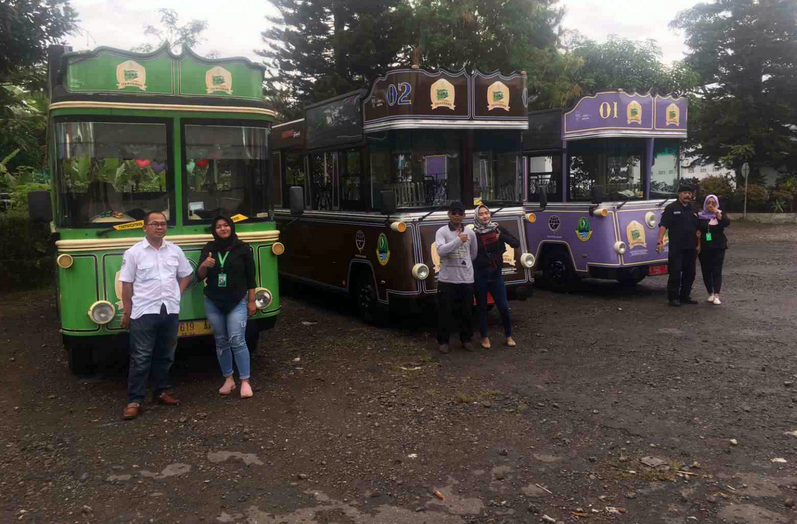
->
<box><xmin>119</xmin><ymin>211</ymin><xmax>193</xmax><ymax>420</ymax></box>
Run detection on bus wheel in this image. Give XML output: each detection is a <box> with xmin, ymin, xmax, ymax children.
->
<box><xmin>355</xmin><ymin>272</ymin><xmax>385</xmax><ymax>325</ymax></box>
<box><xmin>245</xmin><ymin>320</ymin><xmax>260</xmax><ymax>355</ymax></box>
<box><xmin>65</xmin><ymin>338</ymin><xmax>94</xmax><ymax>375</ymax></box>
<box><xmin>543</xmin><ymin>249</ymin><xmax>577</xmax><ymax>291</ymax></box>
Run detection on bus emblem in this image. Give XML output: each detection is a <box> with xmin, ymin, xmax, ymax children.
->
<box><xmin>206</xmin><ymin>66</ymin><xmax>233</xmax><ymax>95</ymax></box>
<box><xmin>376</xmin><ymin>233</ymin><xmax>390</xmax><ymax>266</ymax></box>
<box><xmin>665</xmin><ymin>103</ymin><xmax>680</xmax><ymax>126</ymax></box>
<box><xmin>627</xmin><ymin>100</ymin><xmax>642</xmax><ymax>125</ymax></box>
<box><xmin>356</xmin><ymin>230</ymin><xmax>365</xmax><ymax>253</ymax></box>
<box><xmin>626</xmin><ymin>220</ymin><xmax>647</xmax><ymax>249</ymax></box>
<box><xmin>430</xmin><ymin>79</ymin><xmax>456</xmax><ymax>110</ymax></box>
<box><xmin>575</xmin><ymin>217</ymin><xmax>593</xmax><ymax>241</ymax></box>
<box><xmin>116</xmin><ymin>60</ymin><xmax>147</xmax><ymax>91</ymax></box>
<box><xmin>487</xmin><ymin>81</ymin><xmax>510</xmax><ymax>111</ymax></box>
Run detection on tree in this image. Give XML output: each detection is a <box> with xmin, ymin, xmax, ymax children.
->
<box><xmin>131</xmin><ymin>9</ymin><xmax>209</xmax><ymax>54</ymax></box>
<box><xmin>260</xmin><ymin>0</ymin><xmax>414</xmax><ymax>106</ymax></box>
<box><xmin>561</xmin><ymin>35</ymin><xmax>699</xmax><ymax>107</ymax></box>
<box><xmin>671</xmin><ymin>0</ymin><xmax>797</xmax><ymax>184</ymax></box>
<box><xmin>698</xmin><ymin>174</ymin><xmax>735</xmax><ymax>203</ymax></box>
<box><xmin>0</xmin><ymin>0</ymin><xmax>78</xmax><ymax>171</ymax></box>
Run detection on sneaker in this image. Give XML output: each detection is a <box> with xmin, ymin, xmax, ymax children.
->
<box><xmin>713</xmin><ymin>296</ymin><xmax>722</xmax><ymax>305</ymax></box>
<box><xmin>707</xmin><ymin>294</ymin><xmax>715</xmax><ymax>303</ymax></box>
<box><xmin>438</xmin><ymin>343</ymin><xmax>450</xmax><ymax>354</ymax></box>
<box><xmin>668</xmin><ymin>299</ymin><xmax>681</xmax><ymax>307</ymax></box>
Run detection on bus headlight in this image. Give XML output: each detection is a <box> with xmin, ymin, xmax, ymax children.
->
<box><xmin>412</xmin><ymin>263</ymin><xmax>430</xmax><ymax>280</ymax></box>
<box><xmin>87</xmin><ymin>301</ymin><xmax>115</xmax><ymax>325</ymax></box>
<box><xmin>614</xmin><ymin>241</ymin><xmax>627</xmax><ymax>255</ymax></box>
<box><xmin>645</xmin><ymin>212</ymin><xmax>658</xmax><ymax>228</ymax></box>
<box><xmin>56</xmin><ymin>254</ymin><xmax>74</xmax><ymax>269</ymax></box>
<box><xmin>390</xmin><ymin>221</ymin><xmax>407</xmax><ymax>233</ymax></box>
<box><xmin>271</xmin><ymin>242</ymin><xmax>285</xmax><ymax>256</ymax></box>
<box><xmin>254</xmin><ymin>288</ymin><xmax>273</xmax><ymax>310</ymax></box>
<box><xmin>520</xmin><ymin>253</ymin><xmax>536</xmax><ymax>268</ymax></box>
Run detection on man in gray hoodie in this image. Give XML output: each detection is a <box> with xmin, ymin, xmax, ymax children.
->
<box><xmin>435</xmin><ymin>201</ymin><xmax>478</xmax><ymax>353</ymax></box>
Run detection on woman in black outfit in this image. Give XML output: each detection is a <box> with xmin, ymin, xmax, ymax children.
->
<box><xmin>473</xmin><ymin>204</ymin><xmax>521</xmax><ymax>348</ymax></box>
<box><xmin>698</xmin><ymin>194</ymin><xmax>730</xmax><ymax>305</ymax></box>
<box><xmin>197</xmin><ymin>216</ymin><xmax>257</xmax><ymax>398</ymax></box>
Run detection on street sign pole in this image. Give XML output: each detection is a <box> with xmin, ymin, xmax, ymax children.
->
<box><xmin>742</xmin><ymin>162</ymin><xmax>750</xmax><ymax>220</ymax></box>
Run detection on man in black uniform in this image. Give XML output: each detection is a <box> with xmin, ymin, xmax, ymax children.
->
<box><xmin>657</xmin><ymin>185</ymin><xmax>700</xmax><ymax>307</ymax></box>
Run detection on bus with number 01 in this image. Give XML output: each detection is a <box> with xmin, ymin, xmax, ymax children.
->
<box><xmin>28</xmin><ymin>45</ymin><xmax>283</xmax><ymax>374</ymax></box>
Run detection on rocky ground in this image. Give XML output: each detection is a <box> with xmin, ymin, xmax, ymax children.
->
<box><xmin>1</xmin><ymin>221</ymin><xmax>797</xmax><ymax>524</ymax></box>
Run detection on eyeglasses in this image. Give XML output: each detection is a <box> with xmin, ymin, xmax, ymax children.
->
<box><xmin>147</xmin><ymin>222</ymin><xmax>167</xmax><ymax>228</ymax></box>
<box><xmin>450</xmin><ymin>211</ymin><xmax>465</xmax><ymax>216</ymax></box>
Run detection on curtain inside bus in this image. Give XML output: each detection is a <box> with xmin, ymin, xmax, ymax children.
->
<box><xmin>54</xmin><ymin>120</ymin><xmax>172</xmax><ymax>227</ymax></box>
<box><xmin>568</xmin><ymin>139</ymin><xmax>645</xmax><ymax>201</ymax></box>
<box><xmin>473</xmin><ymin>131</ymin><xmax>523</xmax><ymax>204</ymax></box>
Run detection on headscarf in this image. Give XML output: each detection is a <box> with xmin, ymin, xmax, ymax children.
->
<box><xmin>473</xmin><ymin>204</ymin><xmax>500</xmax><ymax>235</ymax></box>
<box><xmin>699</xmin><ymin>194</ymin><xmax>721</xmax><ymax>225</ymax></box>
<box><xmin>209</xmin><ymin>215</ymin><xmax>239</xmax><ymax>251</ymax></box>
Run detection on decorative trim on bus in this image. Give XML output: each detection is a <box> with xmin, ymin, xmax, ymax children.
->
<box><xmin>49</xmin><ymin>101</ymin><xmax>276</xmax><ymax>117</ymax></box>
<box><xmin>55</xmin><ymin>231</ymin><xmax>281</xmax><ymax>252</ymax></box>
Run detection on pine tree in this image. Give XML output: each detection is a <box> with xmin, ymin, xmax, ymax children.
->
<box><xmin>671</xmin><ymin>0</ymin><xmax>797</xmax><ymax>179</ymax></box>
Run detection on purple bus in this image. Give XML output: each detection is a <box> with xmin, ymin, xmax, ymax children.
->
<box><xmin>522</xmin><ymin>91</ymin><xmax>688</xmax><ymax>288</ymax></box>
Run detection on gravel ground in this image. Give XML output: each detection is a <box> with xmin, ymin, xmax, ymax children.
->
<box><xmin>1</xmin><ymin>221</ymin><xmax>796</xmax><ymax>524</ymax></box>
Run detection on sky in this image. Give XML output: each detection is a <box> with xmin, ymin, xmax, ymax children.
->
<box><xmin>65</xmin><ymin>0</ymin><xmax>699</xmax><ymax>66</ymax></box>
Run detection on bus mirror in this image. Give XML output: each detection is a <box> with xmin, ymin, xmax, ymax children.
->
<box><xmin>28</xmin><ymin>191</ymin><xmax>53</xmax><ymax>223</ymax></box>
<box><xmin>289</xmin><ymin>187</ymin><xmax>304</xmax><ymax>216</ymax></box>
<box><xmin>380</xmin><ymin>191</ymin><xmax>397</xmax><ymax>215</ymax></box>
<box><xmin>591</xmin><ymin>185</ymin><xmax>604</xmax><ymax>204</ymax></box>
<box><xmin>538</xmin><ymin>188</ymin><xmax>548</xmax><ymax>210</ymax></box>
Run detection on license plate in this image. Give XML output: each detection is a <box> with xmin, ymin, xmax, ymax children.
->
<box><xmin>648</xmin><ymin>264</ymin><xmax>668</xmax><ymax>276</ymax></box>
<box><xmin>178</xmin><ymin>320</ymin><xmax>213</xmax><ymax>338</ymax></box>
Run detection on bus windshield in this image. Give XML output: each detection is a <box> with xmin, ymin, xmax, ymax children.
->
<box><xmin>183</xmin><ymin>124</ymin><xmax>271</xmax><ymax>221</ymax></box>
<box><xmin>54</xmin><ymin>120</ymin><xmax>172</xmax><ymax>227</ymax></box>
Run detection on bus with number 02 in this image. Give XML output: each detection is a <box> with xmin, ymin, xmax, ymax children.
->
<box><xmin>28</xmin><ymin>45</ymin><xmax>283</xmax><ymax>374</ymax></box>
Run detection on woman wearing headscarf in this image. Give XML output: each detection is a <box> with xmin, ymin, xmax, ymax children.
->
<box><xmin>472</xmin><ymin>204</ymin><xmax>521</xmax><ymax>348</ymax></box>
<box><xmin>697</xmin><ymin>194</ymin><xmax>730</xmax><ymax>305</ymax></box>
<box><xmin>197</xmin><ymin>216</ymin><xmax>257</xmax><ymax>397</ymax></box>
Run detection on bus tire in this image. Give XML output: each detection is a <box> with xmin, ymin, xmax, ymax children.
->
<box><xmin>542</xmin><ymin>247</ymin><xmax>577</xmax><ymax>291</ymax></box>
<box><xmin>245</xmin><ymin>320</ymin><xmax>260</xmax><ymax>355</ymax></box>
<box><xmin>65</xmin><ymin>338</ymin><xmax>94</xmax><ymax>375</ymax></box>
<box><xmin>354</xmin><ymin>271</ymin><xmax>386</xmax><ymax>325</ymax></box>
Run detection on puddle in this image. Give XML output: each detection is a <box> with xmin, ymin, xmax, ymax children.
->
<box><xmin>208</xmin><ymin>451</ymin><xmax>264</xmax><ymax>466</ymax></box>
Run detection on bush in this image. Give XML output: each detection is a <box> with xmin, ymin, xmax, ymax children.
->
<box><xmin>733</xmin><ymin>183</ymin><xmax>769</xmax><ymax>212</ymax></box>
<box><xmin>0</xmin><ymin>215</ymin><xmax>53</xmax><ymax>292</ymax></box>
<box><xmin>698</xmin><ymin>175</ymin><xmax>735</xmax><ymax>204</ymax></box>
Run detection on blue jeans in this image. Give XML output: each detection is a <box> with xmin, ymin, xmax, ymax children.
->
<box><xmin>204</xmin><ymin>297</ymin><xmax>251</xmax><ymax>380</ymax></box>
<box><xmin>128</xmin><ymin>304</ymin><xmax>179</xmax><ymax>403</ymax></box>
<box><xmin>474</xmin><ymin>268</ymin><xmax>512</xmax><ymax>338</ymax></box>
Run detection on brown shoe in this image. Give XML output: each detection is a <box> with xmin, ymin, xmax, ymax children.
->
<box><xmin>123</xmin><ymin>402</ymin><xmax>143</xmax><ymax>420</ymax></box>
<box><xmin>155</xmin><ymin>391</ymin><xmax>180</xmax><ymax>405</ymax></box>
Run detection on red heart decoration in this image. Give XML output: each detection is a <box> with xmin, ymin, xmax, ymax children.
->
<box><xmin>135</xmin><ymin>159</ymin><xmax>151</xmax><ymax>169</ymax></box>
<box><xmin>196</xmin><ymin>159</ymin><xmax>209</xmax><ymax>168</ymax></box>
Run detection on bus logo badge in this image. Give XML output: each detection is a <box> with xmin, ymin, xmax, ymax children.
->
<box><xmin>627</xmin><ymin>100</ymin><xmax>642</xmax><ymax>125</ymax></box>
<box><xmin>547</xmin><ymin>215</ymin><xmax>561</xmax><ymax>232</ymax></box>
<box><xmin>487</xmin><ymin>81</ymin><xmax>510</xmax><ymax>111</ymax></box>
<box><xmin>356</xmin><ymin>230</ymin><xmax>366</xmax><ymax>253</ymax></box>
<box><xmin>575</xmin><ymin>217</ymin><xmax>593</xmax><ymax>241</ymax></box>
<box><xmin>376</xmin><ymin>233</ymin><xmax>390</xmax><ymax>266</ymax></box>
<box><xmin>627</xmin><ymin>220</ymin><xmax>647</xmax><ymax>249</ymax></box>
<box><xmin>665</xmin><ymin>103</ymin><xmax>680</xmax><ymax>126</ymax></box>
<box><xmin>206</xmin><ymin>66</ymin><xmax>233</xmax><ymax>95</ymax></box>
<box><xmin>430</xmin><ymin>79</ymin><xmax>455</xmax><ymax>110</ymax></box>
<box><xmin>116</xmin><ymin>61</ymin><xmax>147</xmax><ymax>91</ymax></box>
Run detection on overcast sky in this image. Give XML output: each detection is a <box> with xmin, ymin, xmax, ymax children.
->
<box><xmin>65</xmin><ymin>0</ymin><xmax>699</xmax><ymax>66</ymax></box>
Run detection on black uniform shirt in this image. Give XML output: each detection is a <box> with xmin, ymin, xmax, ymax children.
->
<box><xmin>659</xmin><ymin>200</ymin><xmax>699</xmax><ymax>251</ymax></box>
<box><xmin>199</xmin><ymin>241</ymin><xmax>257</xmax><ymax>313</ymax></box>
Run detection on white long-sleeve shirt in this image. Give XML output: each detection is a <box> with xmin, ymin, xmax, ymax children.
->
<box><xmin>435</xmin><ymin>222</ymin><xmax>478</xmax><ymax>284</ymax></box>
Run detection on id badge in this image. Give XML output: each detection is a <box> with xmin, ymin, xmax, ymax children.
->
<box><xmin>705</xmin><ymin>232</ymin><xmax>713</xmax><ymax>242</ymax></box>
<box><xmin>218</xmin><ymin>273</ymin><xmax>227</xmax><ymax>287</ymax></box>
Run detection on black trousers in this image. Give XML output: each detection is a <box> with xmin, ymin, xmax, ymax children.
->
<box><xmin>667</xmin><ymin>248</ymin><xmax>697</xmax><ymax>301</ymax></box>
<box><xmin>699</xmin><ymin>249</ymin><xmax>726</xmax><ymax>295</ymax></box>
<box><xmin>437</xmin><ymin>282</ymin><xmax>474</xmax><ymax>344</ymax></box>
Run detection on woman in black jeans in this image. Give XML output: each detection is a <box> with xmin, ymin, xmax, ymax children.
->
<box><xmin>698</xmin><ymin>194</ymin><xmax>730</xmax><ymax>305</ymax></box>
<box><xmin>473</xmin><ymin>204</ymin><xmax>521</xmax><ymax>348</ymax></box>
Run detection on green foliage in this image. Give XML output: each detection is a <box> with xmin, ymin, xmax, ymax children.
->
<box><xmin>131</xmin><ymin>9</ymin><xmax>209</xmax><ymax>53</ymax></box>
<box><xmin>734</xmin><ymin>183</ymin><xmax>768</xmax><ymax>205</ymax></box>
<box><xmin>0</xmin><ymin>215</ymin><xmax>53</xmax><ymax>292</ymax></box>
<box><xmin>671</xmin><ymin>0</ymin><xmax>797</xmax><ymax>180</ymax></box>
<box><xmin>698</xmin><ymin>175</ymin><xmax>735</xmax><ymax>203</ymax></box>
<box><xmin>562</xmin><ymin>35</ymin><xmax>699</xmax><ymax>106</ymax></box>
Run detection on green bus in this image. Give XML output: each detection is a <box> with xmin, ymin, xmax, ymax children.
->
<box><xmin>28</xmin><ymin>45</ymin><xmax>283</xmax><ymax>374</ymax></box>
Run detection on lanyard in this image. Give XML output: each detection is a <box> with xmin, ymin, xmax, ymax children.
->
<box><xmin>217</xmin><ymin>251</ymin><xmax>230</xmax><ymax>269</ymax></box>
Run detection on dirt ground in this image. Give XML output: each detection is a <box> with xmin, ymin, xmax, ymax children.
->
<box><xmin>2</xmin><ymin>221</ymin><xmax>797</xmax><ymax>524</ymax></box>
